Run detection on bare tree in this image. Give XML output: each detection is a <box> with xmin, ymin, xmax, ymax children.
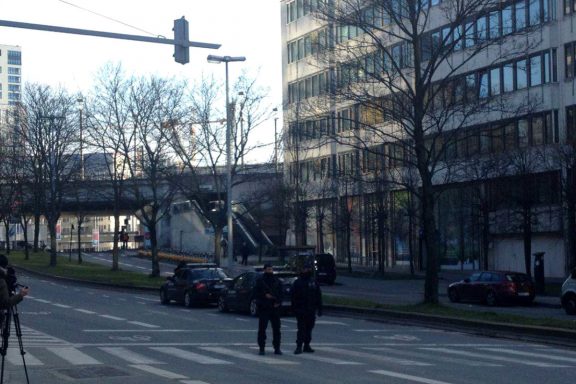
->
<box><xmin>19</xmin><ymin>84</ymin><xmax>80</xmax><ymax>266</ymax></box>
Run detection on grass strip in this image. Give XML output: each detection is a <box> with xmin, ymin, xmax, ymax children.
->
<box><xmin>324</xmin><ymin>295</ymin><xmax>576</xmax><ymax>331</ymax></box>
<box><xmin>8</xmin><ymin>251</ymin><xmax>164</xmax><ymax>289</ymax></box>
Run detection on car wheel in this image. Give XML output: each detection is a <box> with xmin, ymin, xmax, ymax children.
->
<box><xmin>249</xmin><ymin>298</ymin><xmax>258</xmax><ymax>317</ymax></box>
<box><xmin>218</xmin><ymin>296</ymin><xmax>229</xmax><ymax>312</ymax></box>
<box><xmin>485</xmin><ymin>290</ymin><xmax>498</xmax><ymax>306</ymax></box>
<box><xmin>563</xmin><ymin>294</ymin><xmax>576</xmax><ymax>315</ymax></box>
<box><xmin>160</xmin><ymin>289</ymin><xmax>170</xmax><ymax>305</ymax></box>
<box><xmin>184</xmin><ymin>291</ymin><xmax>194</xmax><ymax>307</ymax></box>
<box><xmin>448</xmin><ymin>288</ymin><xmax>460</xmax><ymax>303</ymax></box>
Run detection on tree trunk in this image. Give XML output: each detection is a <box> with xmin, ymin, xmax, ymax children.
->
<box><xmin>3</xmin><ymin>222</ymin><xmax>10</xmax><ymax>254</ymax></box>
<box><xmin>149</xmin><ymin>226</ymin><xmax>160</xmax><ymax>277</ymax></box>
<box><xmin>567</xmin><ymin>199</ymin><xmax>576</xmax><ymax>271</ymax></box>
<box><xmin>77</xmin><ymin>222</ymin><xmax>83</xmax><ymax>264</ymax></box>
<box><xmin>523</xmin><ymin>207</ymin><xmax>532</xmax><ymax>278</ymax></box>
<box><xmin>48</xmin><ymin>221</ymin><xmax>58</xmax><ymax>267</ymax></box>
<box><xmin>422</xmin><ymin>180</ymin><xmax>439</xmax><ymax>305</ymax></box>
<box><xmin>33</xmin><ymin>213</ymin><xmax>41</xmax><ymax>253</ymax></box>
<box><xmin>22</xmin><ymin>217</ymin><xmax>30</xmax><ymax>260</ymax></box>
<box><xmin>214</xmin><ymin>226</ymin><xmax>223</xmax><ymax>266</ymax></box>
<box><xmin>111</xmin><ymin>214</ymin><xmax>120</xmax><ymax>270</ymax></box>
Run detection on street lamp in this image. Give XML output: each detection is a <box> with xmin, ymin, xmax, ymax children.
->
<box><xmin>238</xmin><ymin>91</ymin><xmax>245</xmax><ymax>168</ymax></box>
<box><xmin>77</xmin><ymin>95</ymin><xmax>84</xmax><ymax>180</ymax></box>
<box><xmin>207</xmin><ymin>54</ymin><xmax>246</xmax><ymax>268</ymax></box>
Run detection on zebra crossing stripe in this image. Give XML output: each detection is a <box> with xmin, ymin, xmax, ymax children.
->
<box><xmin>75</xmin><ymin>309</ymin><xmax>96</xmax><ymax>314</ymax></box>
<box><xmin>151</xmin><ymin>347</ymin><xmax>232</xmax><ymax>365</ymax></box>
<box><xmin>319</xmin><ymin>346</ymin><xmax>432</xmax><ymax>366</ymax></box>
<box><xmin>99</xmin><ymin>347</ymin><xmax>163</xmax><ymax>364</ymax></box>
<box><xmin>47</xmin><ymin>347</ymin><xmax>102</xmax><ymax>365</ymax></box>
<box><xmin>129</xmin><ymin>364</ymin><xmax>188</xmax><ymax>379</ymax></box>
<box><xmin>421</xmin><ymin>348</ymin><xmax>570</xmax><ymax>368</ymax></box>
<box><xmin>294</xmin><ymin>354</ymin><xmax>363</xmax><ymax>365</ymax></box>
<box><xmin>371</xmin><ymin>369</ymin><xmax>455</xmax><ymax>384</ymax></box>
<box><xmin>6</xmin><ymin>348</ymin><xmax>43</xmax><ymax>366</ymax></box>
<box><xmin>128</xmin><ymin>321</ymin><xmax>160</xmax><ymax>328</ymax></box>
<box><xmin>200</xmin><ymin>346</ymin><xmax>298</xmax><ymax>365</ymax></box>
<box><xmin>364</xmin><ymin>347</ymin><xmax>502</xmax><ymax>367</ymax></box>
<box><xmin>479</xmin><ymin>348</ymin><xmax>576</xmax><ymax>363</ymax></box>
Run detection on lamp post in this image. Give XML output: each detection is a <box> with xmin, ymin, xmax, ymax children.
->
<box><xmin>77</xmin><ymin>96</ymin><xmax>84</xmax><ymax>180</ymax></box>
<box><xmin>273</xmin><ymin>108</ymin><xmax>278</xmax><ymax>172</ymax></box>
<box><xmin>207</xmin><ymin>55</ymin><xmax>246</xmax><ymax>268</ymax></box>
<box><xmin>69</xmin><ymin>224</ymin><xmax>74</xmax><ymax>262</ymax></box>
<box><xmin>238</xmin><ymin>91</ymin><xmax>245</xmax><ymax>168</ymax></box>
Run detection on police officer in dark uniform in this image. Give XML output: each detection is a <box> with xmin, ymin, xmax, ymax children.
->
<box><xmin>292</xmin><ymin>262</ymin><xmax>322</xmax><ymax>354</ymax></box>
<box><xmin>255</xmin><ymin>263</ymin><xmax>283</xmax><ymax>355</ymax></box>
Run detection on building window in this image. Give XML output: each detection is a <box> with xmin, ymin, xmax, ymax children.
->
<box><xmin>7</xmin><ymin>50</ymin><xmax>21</xmax><ymax>65</ymax></box>
<box><xmin>530</xmin><ymin>54</ymin><xmax>542</xmax><ymax>86</ymax></box>
<box><xmin>516</xmin><ymin>59</ymin><xmax>528</xmax><ymax>89</ymax></box>
<box><xmin>503</xmin><ymin>63</ymin><xmax>514</xmax><ymax>92</ymax></box>
<box><xmin>7</xmin><ymin>67</ymin><xmax>19</xmax><ymax>75</ymax></box>
<box><xmin>567</xmin><ymin>105</ymin><xmax>576</xmax><ymax>143</ymax></box>
<box><xmin>566</xmin><ymin>42</ymin><xmax>576</xmax><ymax>79</ymax></box>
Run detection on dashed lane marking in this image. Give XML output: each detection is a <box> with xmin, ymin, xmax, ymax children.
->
<box><xmin>371</xmin><ymin>369</ymin><xmax>456</xmax><ymax>384</ymax></box>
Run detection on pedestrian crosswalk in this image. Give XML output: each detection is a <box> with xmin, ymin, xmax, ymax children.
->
<box><xmin>3</xmin><ymin>326</ymin><xmax>575</xmax><ymax>383</ymax></box>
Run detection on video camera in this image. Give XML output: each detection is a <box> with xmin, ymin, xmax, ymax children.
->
<box><xmin>5</xmin><ymin>267</ymin><xmax>27</xmax><ymax>295</ymax></box>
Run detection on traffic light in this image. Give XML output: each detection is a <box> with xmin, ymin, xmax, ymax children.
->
<box><xmin>173</xmin><ymin>17</ymin><xmax>189</xmax><ymax>64</ymax></box>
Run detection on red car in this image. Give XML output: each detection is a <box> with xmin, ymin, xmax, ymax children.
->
<box><xmin>447</xmin><ymin>271</ymin><xmax>535</xmax><ymax>306</ymax></box>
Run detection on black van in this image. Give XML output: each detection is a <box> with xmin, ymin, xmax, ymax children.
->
<box><xmin>314</xmin><ymin>253</ymin><xmax>336</xmax><ymax>285</ymax></box>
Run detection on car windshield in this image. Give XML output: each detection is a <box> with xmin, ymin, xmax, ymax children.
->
<box><xmin>316</xmin><ymin>254</ymin><xmax>335</xmax><ymax>266</ymax></box>
<box><xmin>190</xmin><ymin>268</ymin><xmax>227</xmax><ymax>280</ymax></box>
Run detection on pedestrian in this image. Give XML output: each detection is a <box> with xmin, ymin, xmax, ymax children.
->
<box><xmin>241</xmin><ymin>242</ymin><xmax>249</xmax><ymax>265</ymax></box>
<box><xmin>292</xmin><ymin>262</ymin><xmax>322</xmax><ymax>355</ymax></box>
<box><xmin>220</xmin><ymin>238</ymin><xmax>228</xmax><ymax>260</ymax></box>
<box><xmin>255</xmin><ymin>263</ymin><xmax>283</xmax><ymax>355</ymax></box>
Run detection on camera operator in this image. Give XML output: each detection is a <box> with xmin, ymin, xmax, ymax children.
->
<box><xmin>0</xmin><ymin>255</ymin><xmax>28</xmax><ymax>309</ymax></box>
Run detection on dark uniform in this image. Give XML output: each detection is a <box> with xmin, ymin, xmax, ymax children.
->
<box><xmin>254</xmin><ymin>266</ymin><xmax>283</xmax><ymax>355</ymax></box>
<box><xmin>291</xmin><ymin>266</ymin><xmax>322</xmax><ymax>354</ymax></box>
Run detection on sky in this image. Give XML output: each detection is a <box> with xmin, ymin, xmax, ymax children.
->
<box><xmin>1</xmin><ymin>0</ymin><xmax>283</xmax><ymax>162</ymax></box>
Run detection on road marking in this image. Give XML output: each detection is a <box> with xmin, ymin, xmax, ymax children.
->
<box><xmin>6</xmin><ymin>349</ymin><xmax>43</xmax><ymax>366</ymax></box>
<box><xmin>75</xmin><ymin>309</ymin><xmax>97</xmax><ymax>315</ymax></box>
<box><xmin>130</xmin><ymin>364</ymin><xmax>188</xmax><ymax>379</ymax></box>
<box><xmin>374</xmin><ymin>334</ymin><xmax>420</xmax><ymax>341</ymax></box>
<box><xmin>128</xmin><ymin>321</ymin><xmax>160</xmax><ymax>328</ymax></box>
<box><xmin>99</xmin><ymin>347</ymin><xmax>163</xmax><ymax>364</ymax></box>
<box><xmin>421</xmin><ymin>348</ymin><xmax>570</xmax><ymax>367</ymax></box>
<box><xmin>152</xmin><ymin>347</ymin><xmax>232</xmax><ymax>365</ymax></box>
<box><xmin>180</xmin><ymin>381</ymin><xmax>211</xmax><ymax>384</ymax></box>
<box><xmin>480</xmin><ymin>348</ymin><xmax>576</xmax><ymax>363</ymax></box>
<box><xmin>99</xmin><ymin>315</ymin><xmax>126</xmax><ymax>321</ymax></box>
<box><xmin>52</xmin><ymin>303</ymin><xmax>71</xmax><ymax>308</ymax></box>
<box><xmin>294</xmin><ymin>353</ymin><xmax>363</xmax><ymax>365</ymax></box>
<box><xmin>364</xmin><ymin>347</ymin><xmax>502</xmax><ymax>367</ymax></box>
<box><xmin>135</xmin><ymin>296</ymin><xmax>157</xmax><ymax>302</ymax></box>
<box><xmin>315</xmin><ymin>320</ymin><xmax>349</xmax><ymax>326</ymax></box>
<box><xmin>48</xmin><ymin>347</ymin><xmax>102</xmax><ymax>365</ymax></box>
<box><xmin>317</xmin><ymin>346</ymin><xmax>432</xmax><ymax>366</ymax></box>
<box><xmin>34</xmin><ymin>299</ymin><xmax>51</xmax><ymax>304</ymax></box>
<box><xmin>200</xmin><ymin>346</ymin><xmax>297</xmax><ymax>365</ymax></box>
<box><xmin>371</xmin><ymin>369</ymin><xmax>455</xmax><ymax>384</ymax></box>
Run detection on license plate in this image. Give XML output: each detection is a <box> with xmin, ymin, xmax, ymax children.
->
<box><xmin>214</xmin><ymin>284</ymin><xmax>224</xmax><ymax>289</ymax></box>
<box><xmin>318</xmin><ymin>272</ymin><xmax>327</xmax><ymax>276</ymax></box>
<box><xmin>517</xmin><ymin>292</ymin><xmax>530</xmax><ymax>296</ymax></box>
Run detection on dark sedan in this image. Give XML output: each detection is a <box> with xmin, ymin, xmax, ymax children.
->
<box><xmin>448</xmin><ymin>271</ymin><xmax>535</xmax><ymax>306</ymax></box>
<box><xmin>160</xmin><ymin>267</ymin><xmax>231</xmax><ymax>307</ymax></box>
<box><xmin>217</xmin><ymin>271</ymin><xmax>297</xmax><ymax>316</ymax></box>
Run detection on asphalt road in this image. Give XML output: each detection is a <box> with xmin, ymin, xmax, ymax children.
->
<box><xmin>80</xmin><ymin>251</ymin><xmax>568</xmax><ymax>320</ymax></box>
<box><xmin>0</xmin><ymin>272</ymin><xmax>572</xmax><ymax>384</ymax></box>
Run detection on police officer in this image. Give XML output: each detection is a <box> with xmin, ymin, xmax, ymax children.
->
<box><xmin>255</xmin><ymin>263</ymin><xmax>283</xmax><ymax>355</ymax></box>
<box><xmin>292</xmin><ymin>262</ymin><xmax>322</xmax><ymax>355</ymax></box>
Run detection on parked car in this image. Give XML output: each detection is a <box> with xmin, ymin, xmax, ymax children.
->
<box><xmin>447</xmin><ymin>271</ymin><xmax>535</xmax><ymax>306</ymax></box>
<box><xmin>285</xmin><ymin>253</ymin><xmax>337</xmax><ymax>285</ymax></box>
<box><xmin>217</xmin><ymin>271</ymin><xmax>298</xmax><ymax>316</ymax></box>
<box><xmin>160</xmin><ymin>267</ymin><xmax>231</xmax><ymax>307</ymax></box>
<box><xmin>561</xmin><ymin>268</ymin><xmax>576</xmax><ymax>315</ymax></box>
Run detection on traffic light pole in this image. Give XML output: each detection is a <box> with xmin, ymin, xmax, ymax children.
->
<box><xmin>0</xmin><ymin>17</ymin><xmax>218</xmax><ymax>63</ymax></box>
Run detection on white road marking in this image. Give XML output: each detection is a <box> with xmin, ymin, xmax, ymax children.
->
<box><xmin>317</xmin><ymin>346</ymin><xmax>431</xmax><ymax>366</ymax></box>
<box><xmin>480</xmin><ymin>348</ymin><xmax>576</xmax><ymax>363</ymax></box>
<box><xmin>128</xmin><ymin>321</ymin><xmax>160</xmax><ymax>328</ymax></box>
<box><xmin>180</xmin><ymin>381</ymin><xmax>211</xmax><ymax>384</ymax></box>
<box><xmin>364</xmin><ymin>347</ymin><xmax>502</xmax><ymax>367</ymax></box>
<box><xmin>371</xmin><ymin>369</ymin><xmax>455</xmax><ymax>384</ymax></box>
<box><xmin>48</xmin><ymin>347</ymin><xmax>102</xmax><ymax>365</ymax></box>
<box><xmin>34</xmin><ymin>299</ymin><xmax>51</xmax><ymax>304</ymax></box>
<box><xmin>99</xmin><ymin>347</ymin><xmax>163</xmax><ymax>364</ymax></box>
<box><xmin>294</xmin><ymin>353</ymin><xmax>363</xmax><ymax>365</ymax></box>
<box><xmin>6</xmin><ymin>348</ymin><xmax>43</xmax><ymax>366</ymax></box>
<box><xmin>135</xmin><ymin>296</ymin><xmax>157</xmax><ymax>302</ymax></box>
<box><xmin>152</xmin><ymin>347</ymin><xmax>232</xmax><ymax>365</ymax></box>
<box><xmin>52</xmin><ymin>303</ymin><xmax>71</xmax><ymax>308</ymax></box>
<box><xmin>75</xmin><ymin>309</ymin><xmax>97</xmax><ymax>315</ymax></box>
<box><xmin>315</xmin><ymin>320</ymin><xmax>348</xmax><ymax>326</ymax></box>
<box><xmin>99</xmin><ymin>315</ymin><xmax>126</xmax><ymax>321</ymax></box>
<box><xmin>130</xmin><ymin>364</ymin><xmax>188</xmax><ymax>379</ymax></box>
<box><xmin>201</xmin><ymin>346</ymin><xmax>297</xmax><ymax>365</ymax></box>
<box><xmin>422</xmin><ymin>348</ymin><xmax>570</xmax><ymax>367</ymax></box>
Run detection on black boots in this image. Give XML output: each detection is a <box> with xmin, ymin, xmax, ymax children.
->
<box><xmin>303</xmin><ymin>345</ymin><xmax>315</xmax><ymax>353</ymax></box>
<box><xmin>274</xmin><ymin>349</ymin><xmax>283</xmax><ymax>355</ymax></box>
<box><xmin>294</xmin><ymin>345</ymin><xmax>303</xmax><ymax>355</ymax></box>
<box><xmin>259</xmin><ymin>347</ymin><xmax>265</xmax><ymax>355</ymax></box>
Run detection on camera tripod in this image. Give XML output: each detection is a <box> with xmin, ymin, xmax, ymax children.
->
<box><xmin>0</xmin><ymin>304</ymin><xmax>29</xmax><ymax>384</ymax></box>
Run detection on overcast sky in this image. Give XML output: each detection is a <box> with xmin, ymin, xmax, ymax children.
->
<box><xmin>1</xmin><ymin>0</ymin><xmax>283</xmax><ymax>162</ymax></box>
